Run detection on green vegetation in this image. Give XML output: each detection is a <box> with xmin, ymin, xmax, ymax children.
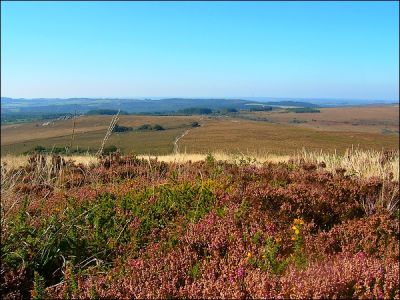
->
<box><xmin>1</xmin><ymin>154</ymin><xmax>398</xmax><ymax>298</ymax></box>
<box><xmin>248</xmin><ymin>105</ymin><xmax>273</xmax><ymax>112</ymax></box>
<box><xmin>137</xmin><ymin>124</ymin><xmax>165</xmax><ymax>131</ymax></box>
<box><xmin>177</xmin><ymin>107</ymin><xmax>213</xmax><ymax>115</ymax></box>
<box><xmin>24</xmin><ymin>145</ymin><xmax>94</xmax><ymax>155</ymax></box>
<box><xmin>1</xmin><ymin>113</ymin><xmax>74</xmax><ymax>125</ymax></box>
<box><xmin>112</xmin><ymin>124</ymin><xmax>133</xmax><ymax>133</ymax></box>
<box><xmin>86</xmin><ymin>109</ymin><xmax>129</xmax><ymax>115</ymax></box>
<box><xmin>286</xmin><ymin>107</ymin><xmax>320</xmax><ymax>113</ymax></box>
<box><xmin>23</xmin><ymin>145</ymin><xmax>118</xmax><ymax>155</ymax></box>
<box><xmin>264</xmin><ymin>100</ymin><xmax>319</xmax><ymax>108</ymax></box>
<box><xmin>152</xmin><ymin>124</ymin><xmax>165</xmax><ymax>131</ymax></box>
<box><xmin>290</xmin><ymin>119</ymin><xmax>308</xmax><ymax>124</ymax></box>
<box><xmin>222</xmin><ymin>108</ymin><xmax>238</xmax><ymax>113</ymax></box>
<box><xmin>2</xmin><ymin>107</ymin><xmax>398</xmax><ymax>156</ymax></box>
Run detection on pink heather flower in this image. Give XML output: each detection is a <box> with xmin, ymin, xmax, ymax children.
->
<box><xmin>237</xmin><ymin>266</ymin><xmax>245</xmax><ymax>278</ymax></box>
<box><xmin>356</xmin><ymin>251</ymin><xmax>366</xmax><ymax>260</ymax></box>
<box><xmin>229</xmin><ymin>275</ymin><xmax>235</xmax><ymax>284</ymax></box>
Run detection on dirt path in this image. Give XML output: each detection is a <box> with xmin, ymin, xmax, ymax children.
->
<box><xmin>173</xmin><ymin>129</ymin><xmax>191</xmax><ymax>154</ymax></box>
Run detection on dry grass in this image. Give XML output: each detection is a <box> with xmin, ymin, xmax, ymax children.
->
<box><xmin>1</xmin><ymin>148</ymin><xmax>398</xmax><ymax>226</ymax></box>
<box><xmin>141</xmin><ymin>152</ymin><xmax>291</xmax><ymax>164</ymax></box>
<box><xmin>1</xmin><ymin>115</ymin><xmax>201</xmax><ymax>145</ymax></box>
<box><xmin>179</xmin><ymin>118</ymin><xmax>399</xmax><ymax>155</ymax></box>
<box><xmin>293</xmin><ymin>148</ymin><xmax>399</xmax><ymax>181</ymax></box>
<box><xmin>2</xmin><ymin>110</ymin><xmax>398</xmax><ymax>156</ymax></box>
<box><xmin>2</xmin><ymin>148</ymin><xmax>398</xmax><ymax>181</ymax></box>
<box><xmin>247</xmin><ymin>105</ymin><xmax>399</xmax><ymax>133</ymax></box>
<box><xmin>0</xmin><ymin>154</ymin><xmax>98</xmax><ymax>169</ymax></box>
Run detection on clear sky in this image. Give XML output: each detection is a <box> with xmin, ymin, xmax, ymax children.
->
<box><xmin>1</xmin><ymin>1</ymin><xmax>399</xmax><ymax>100</ymax></box>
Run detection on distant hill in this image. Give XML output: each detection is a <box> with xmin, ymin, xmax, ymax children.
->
<box><xmin>1</xmin><ymin>98</ymin><xmax>255</xmax><ymax>115</ymax></box>
<box><xmin>262</xmin><ymin>101</ymin><xmax>319</xmax><ymax>108</ymax></box>
<box><xmin>0</xmin><ymin>97</ymin><xmax>326</xmax><ymax>124</ymax></box>
<box><xmin>242</xmin><ymin>97</ymin><xmax>398</xmax><ymax>107</ymax></box>
<box><xmin>1</xmin><ymin>97</ymin><xmax>322</xmax><ymax>113</ymax></box>
<box><xmin>86</xmin><ymin>109</ymin><xmax>129</xmax><ymax>115</ymax></box>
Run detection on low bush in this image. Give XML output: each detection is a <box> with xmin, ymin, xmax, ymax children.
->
<box><xmin>112</xmin><ymin>124</ymin><xmax>133</xmax><ymax>133</ymax></box>
<box><xmin>286</xmin><ymin>107</ymin><xmax>320</xmax><ymax>113</ymax></box>
<box><xmin>1</xmin><ymin>155</ymin><xmax>398</xmax><ymax>299</ymax></box>
<box><xmin>136</xmin><ymin>124</ymin><xmax>165</xmax><ymax>131</ymax></box>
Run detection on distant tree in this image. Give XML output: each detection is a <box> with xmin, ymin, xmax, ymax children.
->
<box><xmin>137</xmin><ymin>124</ymin><xmax>153</xmax><ymax>130</ymax></box>
<box><xmin>86</xmin><ymin>109</ymin><xmax>129</xmax><ymax>115</ymax></box>
<box><xmin>178</xmin><ymin>107</ymin><xmax>213</xmax><ymax>115</ymax></box>
<box><xmin>153</xmin><ymin>124</ymin><xmax>165</xmax><ymax>131</ymax></box>
<box><xmin>248</xmin><ymin>106</ymin><xmax>273</xmax><ymax>112</ymax></box>
<box><xmin>112</xmin><ymin>124</ymin><xmax>133</xmax><ymax>133</ymax></box>
<box><xmin>286</xmin><ymin>108</ymin><xmax>320</xmax><ymax>113</ymax></box>
<box><xmin>224</xmin><ymin>108</ymin><xmax>238</xmax><ymax>113</ymax></box>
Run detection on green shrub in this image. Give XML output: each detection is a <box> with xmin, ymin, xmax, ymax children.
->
<box><xmin>137</xmin><ymin>124</ymin><xmax>152</xmax><ymax>130</ymax></box>
<box><xmin>260</xmin><ymin>237</ymin><xmax>288</xmax><ymax>274</ymax></box>
<box><xmin>286</xmin><ymin>107</ymin><xmax>320</xmax><ymax>113</ymax></box>
<box><xmin>153</xmin><ymin>124</ymin><xmax>165</xmax><ymax>131</ymax></box>
<box><xmin>113</xmin><ymin>124</ymin><xmax>133</xmax><ymax>133</ymax></box>
<box><xmin>32</xmin><ymin>271</ymin><xmax>46</xmax><ymax>299</ymax></box>
<box><xmin>103</xmin><ymin>145</ymin><xmax>118</xmax><ymax>154</ymax></box>
<box><xmin>189</xmin><ymin>262</ymin><xmax>201</xmax><ymax>279</ymax></box>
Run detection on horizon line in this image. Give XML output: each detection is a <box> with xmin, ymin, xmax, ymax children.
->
<box><xmin>1</xmin><ymin>96</ymin><xmax>398</xmax><ymax>102</ymax></box>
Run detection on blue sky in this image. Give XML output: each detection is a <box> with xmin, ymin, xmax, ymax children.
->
<box><xmin>1</xmin><ymin>1</ymin><xmax>399</xmax><ymax>100</ymax></box>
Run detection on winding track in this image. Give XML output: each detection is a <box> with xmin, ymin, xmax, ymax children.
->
<box><xmin>173</xmin><ymin>129</ymin><xmax>191</xmax><ymax>154</ymax></box>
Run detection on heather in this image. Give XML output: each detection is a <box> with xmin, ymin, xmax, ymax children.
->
<box><xmin>1</xmin><ymin>153</ymin><xmax>399</xmax><ymax>299</ymax></box>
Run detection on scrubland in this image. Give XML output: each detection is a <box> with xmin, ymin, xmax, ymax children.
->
<box><xmin>2</xmin><ymin>106</ymin><xmax>399</xmax><ymax>156</ymax></box>
<box><xmin>1</xmin><ymin>149</ymin><xmax>399</xmax><ymax>298</ymax></box>
<box><xmin>243</xmin><ymin>105</ymin><xmax>400</xmax><ymax>133</ymax></box>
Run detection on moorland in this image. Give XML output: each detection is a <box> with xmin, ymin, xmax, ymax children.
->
<box><xmin>1</xmin><ymin>98</ymin><xmax>399</xmax><ymax>299</ymax></box>
<box><xmin>1</xmin><ymin>101</ymin><xmax>398</xmax><ymax>156</ymax></box>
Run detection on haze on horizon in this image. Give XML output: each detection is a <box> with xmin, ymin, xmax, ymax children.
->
<box><xmin>1</xmin><ymin>1</ymin><xmax>399</xmax><ymax>101</ymax></box>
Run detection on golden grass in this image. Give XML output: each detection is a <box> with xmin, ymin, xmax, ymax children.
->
<box><xmin>178</xmin><ymin>118</ymin><xmax>399</xmax><ymax>155</ymax></box>
<box><xmin>248</xmin><ymin>105</ymin><xmax>399</xmax><ymax>133</ymax></box>
<box><xmin>140</xmin><ymin>152</ymin><xmax>291</xmax><ymax>164</ymax></box>
<box><xmin>1</xmin><ymin>115</ymin><xmax>201</xmax><ymax>145</ymax></box>
<box><xmin>293</xmin><ymin>148</ymin><xmax>399</xmax><ymax>181</ymax></box>
<box><xmin>0</xmin><ymin>154</ymin><xmax>98</xmax><ymax>169</ymax></box>
<box><xmin>2</xmin><ymin>149</ymin><xmax>398</xmax><ymax>181</ymax></box>
<box><xmin>2</xmin><ymin>110</ymin><xmax>398</xmax><ymax>157</ymax></box>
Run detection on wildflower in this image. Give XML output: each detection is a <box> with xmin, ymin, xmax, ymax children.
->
<box><xmin>237</xmin><ymin>266</ymin><xmax>245</xmax><ymax>278</ymax></box>
<box><xmin>294</xmin><ymin>228</ymin><xmax>300</xmax><ymax>235</ymax></box>
<box><xmin>291</xmin><ymin>236</ymin><xmax>296</xmax><ymax>241</ymax></box>
<box><xmin>292</xmin><ymin>225</ymin><xmax>298</xmax><ymax>231</ymax></box>
<box><xmin>275</xmin><ymin>237</ymin><xmax>282</xmax><ymax>243</ymax></box>
<box><xmin>294</xmin><ymin>218</ymin><xmax>304</xmax><ymax>225</ymax></box>
<box><xmin>247</xmin><ymin>251</ymin><xmax>252</xmax><ymax>258</ymax></box>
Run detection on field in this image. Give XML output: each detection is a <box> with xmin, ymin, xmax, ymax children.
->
<box><xmin>178</xmin><ymin>117</ymin><xmax>398</xmax><ymax>155</ymax></box>
<box><xmin>1</xmin><ymin>150</ymin><xmax>399</xmax><ymax>298</ymax></box>
<box><xmin>1</xmin><ymin>106</ymin><xmax>399</xmax><ymax>156</ymax></box>
<box><xmin>239</xmin><ymin>105</ymin><xmax>399</xmax><ymax>134</ymax></box>
<box><xmin>1</xmin><ymin>115</ymin><xmax>201</xmax><ymax>156</ymax></box>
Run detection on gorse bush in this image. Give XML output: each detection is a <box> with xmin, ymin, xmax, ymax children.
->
<box><xmin>136</xmin><ymin>124</ymin><xmax>165</xmax><ymax>131</ymax></box>
<box><xmin>112</xmin><ymin>124</ymin><xmax>133</xmax><ymax>133</ymax></box>
<box><xmin>1</xmin><ymin>154</ymin><xmax>399</xmax><ymax>299</ymax></box>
